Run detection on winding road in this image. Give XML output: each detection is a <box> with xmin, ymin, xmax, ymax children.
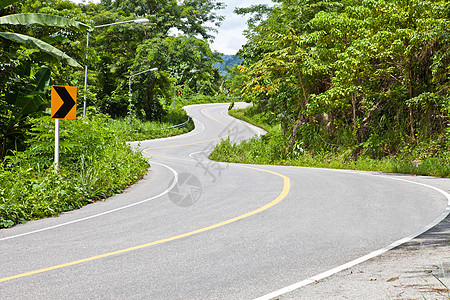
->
<box><xmin>0</xmin><ymin>103</ymin><xmax>449</xmax><ymax>299</ymax></box>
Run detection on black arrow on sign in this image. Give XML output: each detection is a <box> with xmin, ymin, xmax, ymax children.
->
<box><xmin>52</xmin><ymin>86</ymin><xmax>76</xmax><ymax>119</ymax></box>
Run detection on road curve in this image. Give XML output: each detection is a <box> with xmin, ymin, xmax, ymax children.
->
<box><xmin>0</xmin><ymin>103</ymin><xmax>448</xmax><ymax>299</ymax></box>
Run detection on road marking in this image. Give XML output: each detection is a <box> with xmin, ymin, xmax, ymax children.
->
<box><xmin>253</xmin><ymin>175</ymin><xmax>450</xmax><ymax>300</ymax></box>
<box><xmin>0</xmin><ymin>106</ymin><xmax>222</xmax><ymax>242</ymax></box>
<box><xmin>220</xmin><ymin>108</ymin><xmax>266</xmax><ymax>136</ymax></box>
<box><xmin>189</xmin><ymin>150</ymin><xmax>210</xmax><ymax>158</ymax></box>
<box><xmin>0</xmin><ymin>162</ymin><xmax>179</xmax><ymax>242</ymax></box>
<box><xmin>193</xmin><ymin>117</ymin><xmax>205</xmax><ymax>134</ymax></box>
<box><xmin>171</xmin><ymin>116</ymin><xmax>205</xmax><ymax>138</ymax></box>
<box><xmin>0</xmin><ymin>166</ymin><xmax>290</xmax><ymax>283</ymax></box>
<box><xmin>142</xmin><ymin>107</ymin><xmax>232</xmax><ymax>152</ymax></box>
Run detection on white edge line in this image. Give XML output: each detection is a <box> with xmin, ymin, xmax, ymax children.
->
<box><xmin>0</xmin><ymin>104</ymin><xmax>229</xmax><ymax>241</ymax></box>
<box><xmin>187</xmin><ymin>116</ymin><xmax>205</xmax><ymax>136</ymax></box>
<box><xmin>0</xmin><ymin>162</ymin><xmax>179</xmax><ymax>242</ymax></box>
<box><xmin>254</xmin><ymin>175</ymin><xmax>450</xmax><ymax>300</ymax></box>
<box><xmin>189</xmin><ymin>150</ymin><xmax>211</xmax><ymax>158</ymax></box>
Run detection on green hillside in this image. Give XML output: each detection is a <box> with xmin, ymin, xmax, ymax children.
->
<box><xmin>214</xmin><ymin>55</ymin><xmax>243</xmax><ymax>75</ymax></box>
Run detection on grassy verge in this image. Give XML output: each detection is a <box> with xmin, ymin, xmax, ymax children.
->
<box><xmin>170</xmin><ymin>94</ymin><xmax>237</xmax><ymax>109</ymax></box>
<box><xmin>211</xmin><ymin>106</ymin><xmax>450</xmax><ymax>178</ymax></box>
<box><xmin>228</xmin><ymin>107</ymin><xmax>275</xmax><ymax>132</ymax></box>
<box><xmin>0</xmin><ymin>110</ymin><xmax>193</xmax><ymax>228</ymax></box>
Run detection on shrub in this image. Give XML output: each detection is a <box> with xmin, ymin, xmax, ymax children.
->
<box><xmin>0</xmin><ymin>110</ymin><xmax>192</xmax><ymax>228</ymax></box>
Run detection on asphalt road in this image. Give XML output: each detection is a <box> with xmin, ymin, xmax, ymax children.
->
<box><xmin>0</xmin><ymin>103</ymin><xmax>448</xmax><ymax>299</ymax></box>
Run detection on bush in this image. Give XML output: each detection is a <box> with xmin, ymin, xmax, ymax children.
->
<box><xmin>0</xmin><ymin>111</ymin><xmax>193</xmax><ymax>228</ymax></box>
<box><xmin>210</xmin><ymin>106</ymin><xmax>450</xmax><ymax>179</ymax></box>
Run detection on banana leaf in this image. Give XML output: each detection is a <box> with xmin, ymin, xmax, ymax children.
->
<box><xmin>6</xmin><ymin>66</ymin><xmax>50</xmax><ymax>116</ymax></box>
<box><xmin>0</xmin><ymin>32</ymin><xmax>81</xmax><ymax>68</ymax></box>
<box><xmin>1</xmin><ymin>66</ymin><xmax>51</xmax><ymax>159</ymax></box>
<box><xmin>0</xmin><ymin>13</ymin><xmax>91</xmax><ymax>31</ymax></box>
<box><xmin>15</xmin><ymin>67</ymin><xmax>51</xmax><ymax>115</ymax></box>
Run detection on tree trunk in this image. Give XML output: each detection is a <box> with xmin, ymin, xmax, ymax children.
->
<box><xmin>351</xmin><ymin>93</ymin><xmax>357</xmax><ymax>128</ymax></box>
<box><xmin>1</xmin><ymin>135</ymin><xmax>6</xmax><ymax>161</ymax></box>
<box><xmin>144</xmin><ymin>77</ymin><xmax>157</xmax><ymax>120</ymax></box>
<box><xmin>295</xmin><ymin>59</ymin><xmax>308</xmax><ymax>111</ymax></box>
<box><xmin>286</xmin><ymin>114</ymin><xmax>308</xmax><ymax>154</ymax></box>
<box><xmin>409</xmin><ymin>106</ymin><xmax>415</xmax><ymax>140</ymax></box>
<box><xmin>1</xmin><ymin>121</ymin><xmax>18</xmax><ymax>161</ymax></box>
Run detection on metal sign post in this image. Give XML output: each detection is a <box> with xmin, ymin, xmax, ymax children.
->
<box><xmin>54</xmin><ymin>119</ymin><xmax>60</xmax><ymax>172</ymax></box>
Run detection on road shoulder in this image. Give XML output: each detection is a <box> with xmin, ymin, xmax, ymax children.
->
<box><xmin>280</xmin><ymin>174</ymin><xmax>450</xmax><ymax>300</ymax></box>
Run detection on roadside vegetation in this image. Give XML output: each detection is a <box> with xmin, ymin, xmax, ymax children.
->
<box><xmin>211</xmin><ymin>106</ymin><xmax>450</xmax><ymax>177</ymax></box>
<box><xmin>210</xmin><ymin>0</ymin><xmax>450</xmax><ymax>178</ymax></box>
<box><xmin>0</xmin><ymin>109</ymin><xmax>193</xmax><ymax>228</ymax></box>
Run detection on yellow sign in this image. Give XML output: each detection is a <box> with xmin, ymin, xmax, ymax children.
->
<box><xmin>51</xmin><ymin>85</ymin><xmax>77</xmax><ymax>120</ymax></box>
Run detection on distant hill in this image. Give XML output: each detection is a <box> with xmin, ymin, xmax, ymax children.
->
<box><xmin>214</xmin><ymin>55</ymin><xmax>243</xmax><ymax>75</ymax></box>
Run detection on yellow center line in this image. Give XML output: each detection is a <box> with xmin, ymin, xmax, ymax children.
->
<box><xmin>0</xmin><ymin>105</ymin><xmax>291</xmax><ymax>283</ymax></box>
<box><xmin>0</xmin><ymin>167</ymin><xmax>290</xmax><ymax>283</ymax></box>
<box><xmin>143</xmin><ymin>108</ymin><xmax>232</xmax><ymax>152</ymax></box>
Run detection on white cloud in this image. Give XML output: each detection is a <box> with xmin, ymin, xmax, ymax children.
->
<box><xmin>210</xmin><ymin>0</ymin><xmax>273</xmax><ymax>55</ymax></box>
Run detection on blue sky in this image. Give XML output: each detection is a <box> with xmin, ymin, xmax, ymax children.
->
<box><xmin>70</xmin><ymin>0</ymin><xmax>273</xmax><ymax>55</ymax></box>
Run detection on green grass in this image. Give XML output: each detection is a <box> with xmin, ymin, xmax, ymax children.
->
<box><xmin>163</xmin><ymin>93</ymin><xmax>238</xmax><ymax>110</ymax></box>
<box><xmin>228</xmin><ymin>106</ymin><xmax>277</xmax><ymax>132</ymax></box>
<box><xmin>108</xmin><ymin>110</ymin><xmax>194</xmax><ymax>142</ymax></box>
<box><xmin>0</xmin><ymin>109</ymin><xmax>193</xmax><ymax>228</ymax></box>
<box><xmin>210</xmin><ymin>106</ymin><xmax>450</xmax><ymax>178</ymax></box>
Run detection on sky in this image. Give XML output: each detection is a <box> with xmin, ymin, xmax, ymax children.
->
<box><xmin>70</xmin><ymin>0</ymin><xmax>273</xmax><ymax>55</ymax></box>
<box><xmin>210</xmin><ymin>0</ymin><xmax>273</xmax><ymax>55</ymax></box>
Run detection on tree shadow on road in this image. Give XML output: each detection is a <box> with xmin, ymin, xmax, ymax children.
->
<box><xmin>396</xmin><ymin>213</ymin><xmax>450</xmax><ymax>249</ymax></box>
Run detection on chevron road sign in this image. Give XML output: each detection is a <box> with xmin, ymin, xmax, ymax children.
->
<box><xmin>51</xmin><ymin>85</ymin><xmax>77</xmax><ymax>172</ymax></box>
<box><xmin>51</xmin><ymin>85</ymin><xmax>77</xmax><ymax>120</ymax></box>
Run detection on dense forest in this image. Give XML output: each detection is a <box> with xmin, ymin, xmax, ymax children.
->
<box><xmin>233</xmin><ymin>0</ymin><xmax>450</xmax><ymax>162</ymax></box>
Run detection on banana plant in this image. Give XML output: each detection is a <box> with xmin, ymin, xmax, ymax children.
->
<box><xmin>0</xmin><ymin>1</ymin><xmax>92</xmax><ymax>160</ymax></box>
<box><xmin>0</xmin><ymin>7</ymin><xmax>91</xmax><ymax>67</ymax></box>
<box><xmin>1</xmin><ymin>66</ymin><xmax>51</xmax><ymax>160</ymax></box>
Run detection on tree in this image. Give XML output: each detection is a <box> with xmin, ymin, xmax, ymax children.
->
<box><xmin>85</xmin><ymin>0</ymin><xmax>225</xmax><ymax>119</ymax></box>
<box><xmin>237</xmin><ymin>0</ymin><xmax>450</xmax><ymax>157</ymax></box>
<box><xmin>129</xmin><ymin>35</ymin><xmax>221</xmax><ymax>119</ymax></box>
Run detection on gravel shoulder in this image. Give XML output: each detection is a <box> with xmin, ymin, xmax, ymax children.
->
<box><xmin>279</xmin><ymin>174</ymin><xmax>450</xmax><ymax>300</ymax></box>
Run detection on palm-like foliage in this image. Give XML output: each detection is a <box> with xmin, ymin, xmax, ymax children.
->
<box><xmin>0</xmin><ymin>11</ymin><xmax>90</xmax><ymax>67</ymax></box>
<box><xmin>0</xmin><ymin>1</ymin><xmax>91</xmax><ymax>159</ymax></box>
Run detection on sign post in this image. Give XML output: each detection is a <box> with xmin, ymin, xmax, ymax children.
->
<box><xmin>51</xmin><ymin>85</ymin><xmax>77</xmax><ymax>172</ymax></box>
<box><xmin>55</xmin><ymin>119</ymin><xmax>60</xmax><ymax>171</ymax></box>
